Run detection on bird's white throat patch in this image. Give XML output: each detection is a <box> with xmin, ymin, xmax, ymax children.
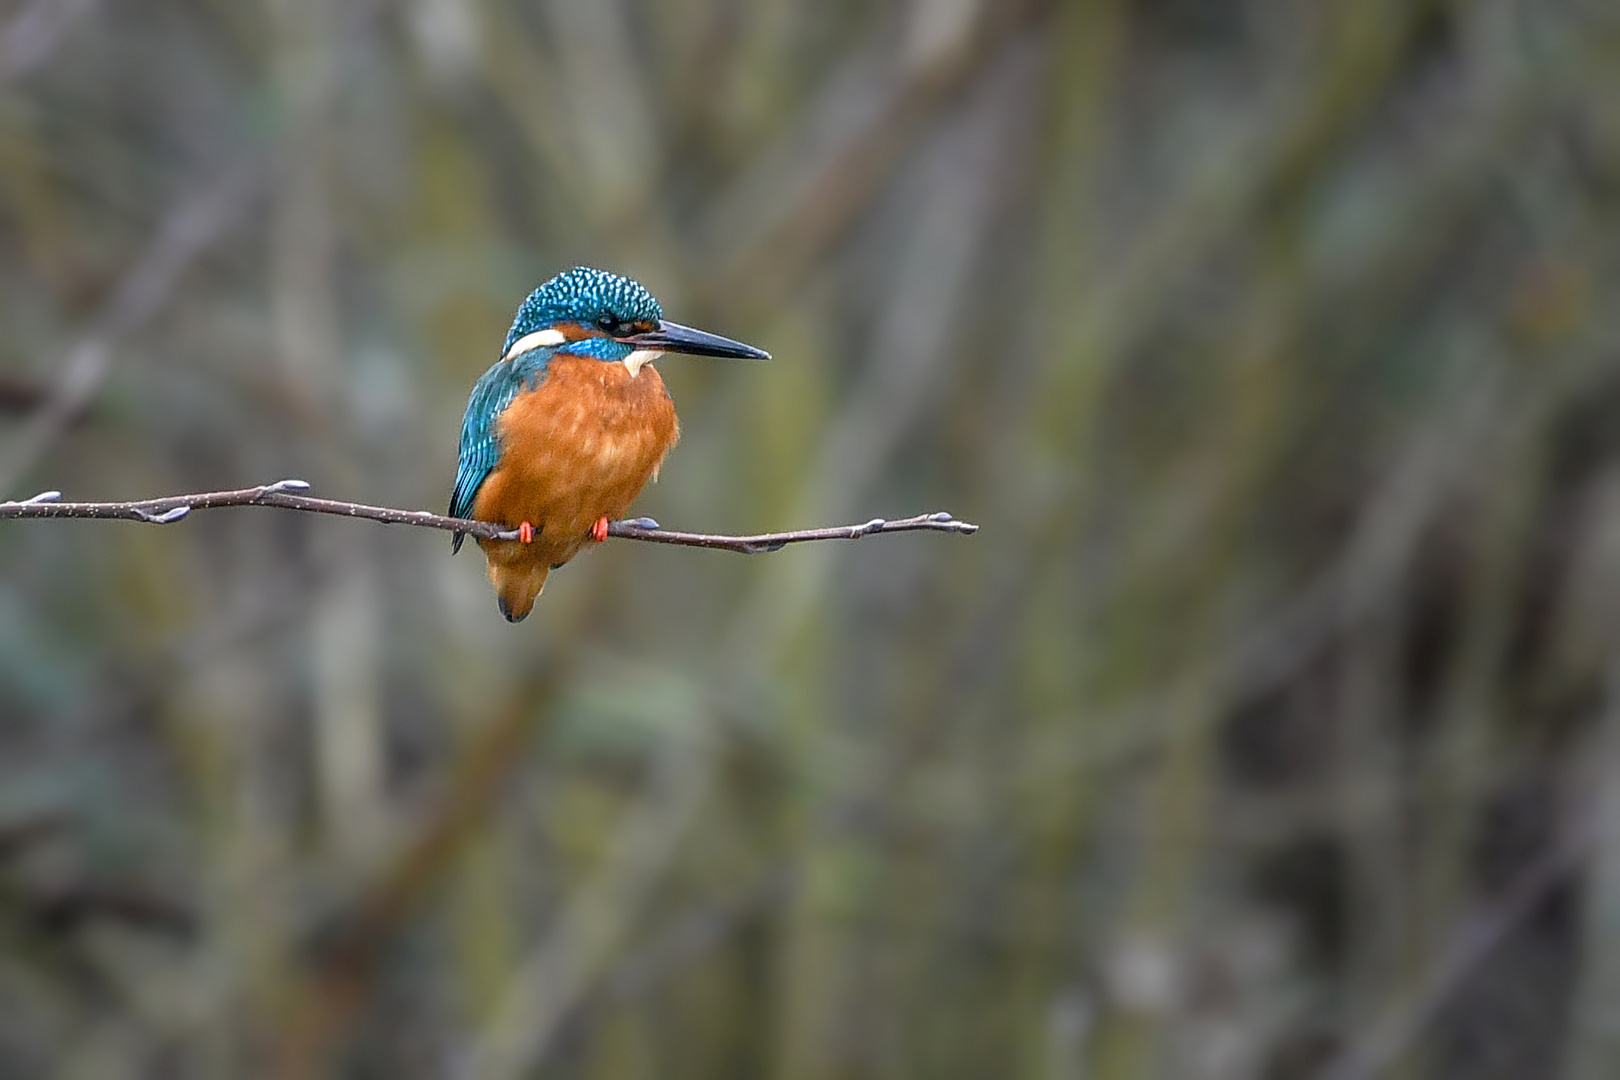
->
<box><xmin>501</xmin><ymin>328</ymin><xmax>567</xmax><ymax>362</ymax></box>
<box><xmin>624</xmin><ymin>349</ymin><xmax>663</xmax><ymax>377</ymax></box>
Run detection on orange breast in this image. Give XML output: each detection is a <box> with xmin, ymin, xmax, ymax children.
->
<box><xmin>471</xmin><ymin>355</ymin><xmax>680</xmax><ymax>575</ymax></box>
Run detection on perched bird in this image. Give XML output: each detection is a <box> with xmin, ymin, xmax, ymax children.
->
<box><xmin>450</xmin><ymin>267</ymin><xmax>769</xmax><ymax>622</ymax></box>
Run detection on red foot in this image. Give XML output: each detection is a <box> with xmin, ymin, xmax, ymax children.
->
<box><xmin>518</xmin><ymin>521</ymin><xmax>535</xmax><ymax>544</ymax></box>
<box><xmin>591</xmin><ymin>516</ymin><xmax>610</xmax><ymax>543</ymax></box>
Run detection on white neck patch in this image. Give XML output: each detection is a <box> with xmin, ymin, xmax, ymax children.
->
<box><xmin>501</xmin><ymin>327</ymin><xmax>567</xmax><ymax>362</ymax></box>
<box><xmin>624</xmin><ymin>349</ymin><xmax>663</xmax><ymax>377</ymax></box>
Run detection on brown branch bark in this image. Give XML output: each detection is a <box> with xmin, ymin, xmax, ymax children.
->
<box><xmin>0</xmin><ymin>479</ymin><xmax>979</xmax><ymax>550</ymax></box>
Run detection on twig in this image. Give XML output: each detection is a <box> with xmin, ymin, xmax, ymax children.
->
<box><xmin>605</xmin><ymin>512</ymin><xmax>977</xmax><ymax>552</ymax></box>
<box><xmin>0</xmin><ymin>479</ymin><xmax>979</xmax><ymax>550</ymax></box>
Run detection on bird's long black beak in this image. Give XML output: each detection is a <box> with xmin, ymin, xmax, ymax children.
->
<box><xmin>624</xmin><ymin>320</ymin><xmax>770</xmax><ymax>360</ymax></box>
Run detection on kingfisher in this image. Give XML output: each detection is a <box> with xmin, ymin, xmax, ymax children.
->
<box><xmin>450</xmin><ymin>266</ymin><xmax>769</xmax><ymax>622</ymax></box>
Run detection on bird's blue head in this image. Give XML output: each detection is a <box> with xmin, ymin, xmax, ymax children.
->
<box><xmin>500</xmin><ymin>266</ymin><xmax>769</xmax><ymax>373</ymax></box>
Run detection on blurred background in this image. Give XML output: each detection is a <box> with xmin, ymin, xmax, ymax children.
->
<box><xmin>0</xmin><ymin>0</ymin><xmax>1617</xmax><ymax>1077</ymax></box>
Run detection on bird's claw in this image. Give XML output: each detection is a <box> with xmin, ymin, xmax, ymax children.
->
<box><xmin>591</xmin><ymin>516</ymin><xmax>609</xmax><ymax>543</ymax></box>
<box><xmin>518</xmin><ymin>521</ymin><xmax>535</xmax><ymax>544</ymax></box>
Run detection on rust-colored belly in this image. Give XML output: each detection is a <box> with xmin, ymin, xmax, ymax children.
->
<box><xmin>471</xmin><ymin>355</ymin><xmax>679</xmax><ymax>578</ymax></box>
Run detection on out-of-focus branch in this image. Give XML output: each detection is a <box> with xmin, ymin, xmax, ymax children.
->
<box><xmin>1317</xmin><ymin>812</ymin><xmax>1597</xmax><ymax>1080</ymax></box>
<box><xmin>277</xmin><ymin>665</ymin><xmax>567</xmax><ymax>1080</ymax></box>
<box><xmin>0</xmin><ymin>0</ymin><xmax>98</xmax><ymax>84</ymax></box>
<box><xmin>0</xmin><ymin>479</ymin><xmax>979</xmax><ymax>550</ymax></box>
<box><xmin>0</xmin><ymin>159</ymin><xmax>263</xmax><ymax>496</ymax></box>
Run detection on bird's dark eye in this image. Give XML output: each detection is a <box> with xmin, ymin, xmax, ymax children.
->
<box><xmin>597</xmin><ymin>315</ymin><xmax>624</xmax><ymax>336</ymax></box>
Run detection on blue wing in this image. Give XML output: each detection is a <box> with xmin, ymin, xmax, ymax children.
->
<box><xmin>449</xmin><ymin>347</ymin><xmax>556</xmax><ymax>552</ymax></box>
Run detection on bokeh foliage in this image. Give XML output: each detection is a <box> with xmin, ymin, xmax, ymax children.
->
<box><xmin>0</xmin><ymin>0</ymin><xmax>1618</xmax><ymax>1077</ymax></box>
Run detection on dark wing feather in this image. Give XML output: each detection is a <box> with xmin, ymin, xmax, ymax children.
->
<box><xmin>449</xmin><ymin>347</ymin><xmax>556</xmax><ymax>552</ymax></box>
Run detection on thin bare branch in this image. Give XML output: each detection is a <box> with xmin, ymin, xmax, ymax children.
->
<box><xmin>0</xmin><ymin>480</ymin><xmax>979</xmax><ymax>550</ymax></box>
<box><xmin>605</xmin><ymin>513</ymin><xmax>977</xmax><ymax>552</ymax></box>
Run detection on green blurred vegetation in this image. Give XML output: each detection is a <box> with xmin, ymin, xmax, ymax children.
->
<box><xmin>0</xmin><ymin>0</ymin><xmax>1618</xmax><ymax>1077</ymax></box>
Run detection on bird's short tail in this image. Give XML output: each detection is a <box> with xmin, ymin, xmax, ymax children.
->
<box><xmin>487</xmin><ymin>561</ymin><xmax>550</xmax><ymax>623</ymax></box>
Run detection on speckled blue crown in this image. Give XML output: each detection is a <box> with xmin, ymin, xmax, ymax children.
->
<box><xmin>502</xmin><ymin>267</ymin><xmax>664</xmax><ymax>356</ymax></box>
